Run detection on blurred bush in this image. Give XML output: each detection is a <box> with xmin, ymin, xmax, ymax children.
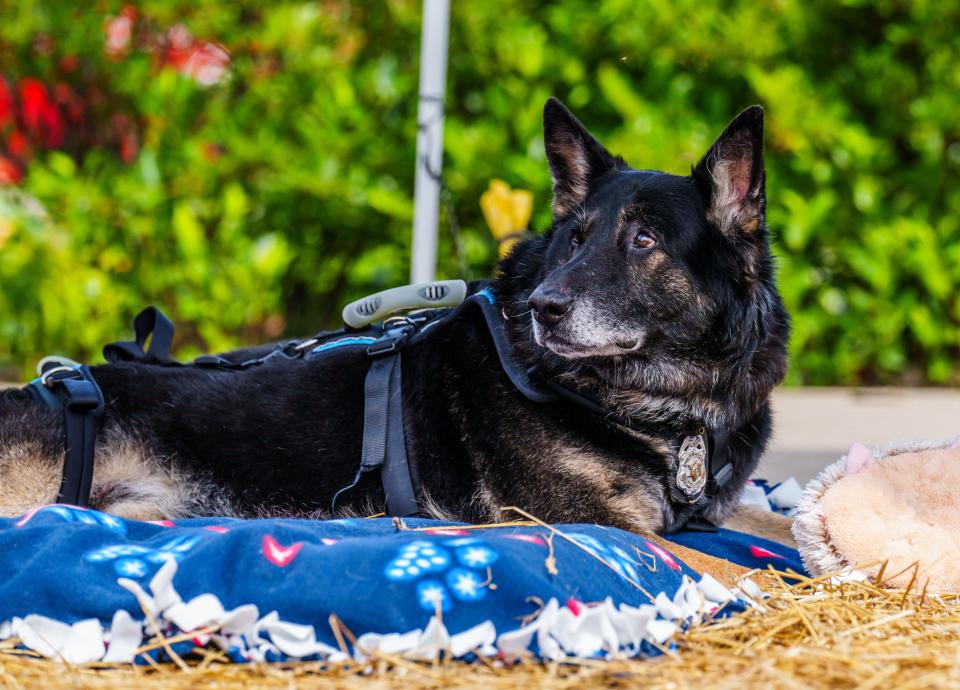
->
<box><xmin>0</xmin><ymin>1</ymin><xmax>958</xmax><ymax>384</ymax></box>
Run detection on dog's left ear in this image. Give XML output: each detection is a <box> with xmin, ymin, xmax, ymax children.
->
<box><xmin>693</xmin><ymin>106</ymin><xmax>765</xmax><ymax>236</ymax></box>
<box><xmin>543</xmin><ymin>97</ymin><xmax>618</xmax><ymax>218</ymax></box>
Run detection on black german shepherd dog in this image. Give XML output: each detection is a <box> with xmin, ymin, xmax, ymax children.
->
<box><xmin>0</xmin><ymin>99</ymin><xmax>788</xmax><ymax>533</ymax></box>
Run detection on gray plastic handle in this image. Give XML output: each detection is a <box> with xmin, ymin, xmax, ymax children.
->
<box><xmin>342</xmin><ymin>279</ymin><xmax>468</xmax><ymax>328</ymax></box>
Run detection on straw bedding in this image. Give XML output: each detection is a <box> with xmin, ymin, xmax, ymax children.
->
<box><xmin>3</xmin><ymin>567</ymin><xmax>959</xmax><ymax>690</ymax></box>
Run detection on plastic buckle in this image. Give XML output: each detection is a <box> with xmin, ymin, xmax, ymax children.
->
<box><xmin>61</xmin><ymin>378</ymin><xmax>102</xmax><ymax>412</ymax></box>
<box><xmin>712</xmin><ymin>462</ymin><xmax>733</xmax><ymax>489</ymax></box>
<box><xmin>366</xmin><ymin>337</ymin><xmax>402</xmax><ymax>358</ymax></box>
<box><xmin>367</xmin><ymin>325</ymin><xmax>413</xmax><ymax>358</ymax></box>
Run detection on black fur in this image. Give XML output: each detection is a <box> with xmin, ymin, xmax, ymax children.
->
<box><xmin>0</xmin><ymin>99</ymin><xmax>789</xmax><ymax>533</ymax></box>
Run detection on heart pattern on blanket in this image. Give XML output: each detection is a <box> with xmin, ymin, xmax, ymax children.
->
<box><xmin>262</xmin><ymin>535</ymin><xmax>303</xmax><ymax>567</ymax></box>
<box><xmin>749</xmin><ymin>544</ymin><xmax>784</xmax><ymax>560</ymax></box>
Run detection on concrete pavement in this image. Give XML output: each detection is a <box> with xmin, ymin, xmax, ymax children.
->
<box><xmin>760</xmin><ymin>387</ymin><xmax>960</xmax><ymax>484</ymax></box>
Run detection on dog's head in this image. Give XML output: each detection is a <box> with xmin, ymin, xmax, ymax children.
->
<box><xmin>525</xmin><ymin>98</ymin><xmax>778</xmax><ymax>368</ymax></box>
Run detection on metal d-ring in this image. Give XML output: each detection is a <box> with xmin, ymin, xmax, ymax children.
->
<box><xmin>40</xmin><ymin>365</ymin><xmax>77</xmax><ymax>387</ymax></box>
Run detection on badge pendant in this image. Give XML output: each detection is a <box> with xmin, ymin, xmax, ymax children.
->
<box><xmin>676</xmin><ymin>433</ymin><xmax>708</xmax><ymax>502</ymax></box>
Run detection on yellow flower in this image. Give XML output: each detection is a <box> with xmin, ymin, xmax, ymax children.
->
<box><xmin>0</xmin><ymin>218</ymin><xmax>14</xmax><ymax>250</ymax></box>
<box><xmin>480</xmin><ymin>179</ymin><xmax>533</xmax><ymax>258</ymax></box>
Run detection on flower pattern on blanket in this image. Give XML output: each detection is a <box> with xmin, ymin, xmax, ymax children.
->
<box><xmin>16</xmin><ymin>504</ymin><xmax>127</xmax><ymax>532</ymax></box>
<box><xmin>85</xmin><ymin>534</ymin><xmax>203</xmax><ymax>578</ymax></box>
<box><xmin>569</xmin><ymin>533</ymin><xmax>643</xmax><ymax>581</ymax></box>
<box><xmin>385</xmin><ymin>538</ymin><xmax>499</xmax><ymax>611</ymax></box>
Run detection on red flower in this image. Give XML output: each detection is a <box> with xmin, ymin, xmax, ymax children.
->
<box><xmin>0</xmin><ymin>155</ymin><xmax>21</xmax><ymax>184</ymax></box>
<box><xmin>111</xmin><ymin>113</ymin><xmax>139</xmax><ymax>162</ymax></box>
<box><xmin>20</xmin><ymin>78</ymin><xmax>48</xmax><ymax>131</ymax></box>
<box><xmin>181</xmin><ymin>42</ymin><xmax>230</xmax><ymax>86</ymax></box>
<box><xmin>105</xmin><ymin>9</ymin><xmax>134</xmax><ymax>58</ymax></box>
<box><xmin>58</xmin><ymin>55</ymin><xmax>80</xmax><ymax>73</ymax></box>
<box><xmin>0</xmin><ymin>78</ymin><xmax>12</xmax><ymax>126</ymax></box>
<box><xmin>163</xmin><ymin>24</ymin><xmax>230</xmax><ymax>86</ymax></box>
<box><xmin>7</xmin><ymin>130</ymin><xmax>28</xmax><ymax>157</ymax></box>
<box><xmin>19</xmin><ymin>78</ymin><xmax>64</xmax><ymax>148</ymax></box>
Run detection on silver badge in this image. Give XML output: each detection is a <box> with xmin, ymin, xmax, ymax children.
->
<box><xmin>676</xmin><ymin>433</ymin><xmax>708</xmax><ymax>501</ymax></box>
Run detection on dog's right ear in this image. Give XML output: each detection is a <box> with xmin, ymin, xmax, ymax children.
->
<box><xmin>543</xmin><ymin>98</ymin><xmax>617</xmax><ymax>219</ymax></box>
<box><xmin>693</xmin><ymin>106</ymin><xmax>766</xmax><ymax>237</ymax></box>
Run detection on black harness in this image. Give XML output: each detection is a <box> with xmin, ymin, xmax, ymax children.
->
<box><xmin>25</xmin><ymin>285</ymin><xmax>733</xmax><ymax>530</ymax></box>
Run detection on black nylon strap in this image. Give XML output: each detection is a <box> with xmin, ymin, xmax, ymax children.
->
<box><xmin>331</xmin><ymin>350</ymin><xmax>418</xmax><ymax>516</ymax></box>
<box><xmin>59</xmin><ymin>389</ymin><xmax>98</xmax><ymax>506</ymax></box>
<box><xmin>378</xmin><ymin>355</ymin><xmax>418</xmax><ymax>517</ymax></box>
<box><xmin>103</xmin><ymin>306</ymin><xmax>175</xmax><ymax>364</ymax></box>
<box><xmin>31</xmin><ymin>366</ymin><xmax>105</xmax><ymax>507</ymax></box>
<box><xmin>470</xmin><ymin>295</ymin><xmax>557</xmax><ymax>404</ymax></box>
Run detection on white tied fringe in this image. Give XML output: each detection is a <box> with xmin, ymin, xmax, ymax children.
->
<box><xmin>0</xmin><ymin>559</ymin><xmax>764</xmax><ymax>664</ymax></box>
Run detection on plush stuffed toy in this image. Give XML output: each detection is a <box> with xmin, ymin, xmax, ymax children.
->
<box><xmin>793</xmin><ymin>436</ymin><xmax>960</xmax><ymax>592</ymax></box>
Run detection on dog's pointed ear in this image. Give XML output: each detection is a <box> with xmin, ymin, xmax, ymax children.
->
<box><xmin>693</xmin><ymin>105</ymin><xmax>765</xmax><ymax>236</ymax></box>
<box><xmin>543</xmin><ymin>97</ymin><xmax>618</xmax><ymax>218</ymax></box>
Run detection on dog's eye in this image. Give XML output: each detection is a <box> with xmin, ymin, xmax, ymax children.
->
<box><xmin>570</xmin><ymin>228</ymin><xmax>584</xmax><ymax>250</ymax></box>
<box><xmin>632</xmin><ymin>231</ymin><xmax>657</xmax><ymax>250</ymax></box>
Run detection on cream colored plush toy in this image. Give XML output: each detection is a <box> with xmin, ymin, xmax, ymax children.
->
<box><xmin>793</xmin><ymin>436</ymin><xmax>960</xmax><ymax>592</ymax></box>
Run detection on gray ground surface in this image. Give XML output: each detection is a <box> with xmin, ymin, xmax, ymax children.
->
<box><xmin>761</xmin><ymin>387</ymin><xmax>960</xmax><ymax>484</ymax></box>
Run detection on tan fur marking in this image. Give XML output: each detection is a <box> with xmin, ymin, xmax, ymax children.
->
<box><xmin>419</xmin><ymin>491</ymin><xmax>456</xmax><ymax>522</ymax></box>
<box><xmin>0</xmin><ymin>441</ymin><xmax>60</xmax><ymax>517</ymax></box>
<box><xmin>606</xmin><ymin>486</ymin><xmax>663</xmax><ymax>533</ymax></box>
<box><xmin>724</xmin><ymin>504</ymin><xmax>796</xmax><ymax>548</ymax></box>
<box><xmin>551</xmin><ymin>442</ymin><xmax>663</xmax><ymax>532</ymax></box>
<box><xmin>474</xmin><ymin>485</ymin><xmax>505</xmax><ymax>522</ymax></box>
<box><xmin>334</xmin><ymin>497</ymin><xmax>383</xmax><ymax>519</ymax></box>
<box><xmin>88</xmin><ymin>433</ymin><xmax>193</xmax><ymax>521</ymax></box>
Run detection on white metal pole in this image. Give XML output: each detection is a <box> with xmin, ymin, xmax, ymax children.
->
<box><xmin>410</xmin><ymin>0</ymin><xmax>450</xmax><ymax>284</ymax></box>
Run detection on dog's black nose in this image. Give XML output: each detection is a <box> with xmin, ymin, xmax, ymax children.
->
<box><xmin>528</xmin><ymin>288</ymin><xmax>572</xmax><ymax>327</ymax></box>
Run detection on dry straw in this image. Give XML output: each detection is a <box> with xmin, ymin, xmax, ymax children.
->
<box><xmin>3</xmin><ymin>566</ymin><xmax>960</xmax><ymax>690</ymax></box>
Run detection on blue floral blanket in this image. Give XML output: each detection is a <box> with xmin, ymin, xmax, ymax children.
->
<box><xmin>0</xmin><ymin>504</ymin><xmax>804</xmax><ymax>664</ymax></box>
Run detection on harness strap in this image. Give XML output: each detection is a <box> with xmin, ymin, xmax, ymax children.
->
<box><xmin>331</xmin><ymin>327</ymin><xmax>419</xmax><ymax>517</ymax></box>
<box><xmin>27</xmin><ymin>365</ymin><xmax>105</xmax><ymax>507</ymax></box>
<box><xmin>103</xmin><ymin>306</ymin><xmax>175</xmax><ymax>364</ymax></box>
<box><xmin>470</xmin><ymin>291</ymin><xmax>557</xmax><ymax>404</ymax></box>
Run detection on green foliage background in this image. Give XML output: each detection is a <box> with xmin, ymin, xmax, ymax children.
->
<box><xmin>1</xmin><ymin>0</ymin><xmax>959</xmax><ymax>385</ymax></box>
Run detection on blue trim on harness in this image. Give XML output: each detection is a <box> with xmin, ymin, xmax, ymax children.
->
<box><xmin>477</xmin><ymin>287</ymin><xmax>495</xmax><ymax>304</ymax></box>
<box><xmin>311</xmin><ymin>336</ymin><xmax>378</xmax><ymax>354</ymax></box>
<box><xmin>27</xmin><ymin>377</ymin><xmax>62</xmax><ymax>409</ymax></box>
